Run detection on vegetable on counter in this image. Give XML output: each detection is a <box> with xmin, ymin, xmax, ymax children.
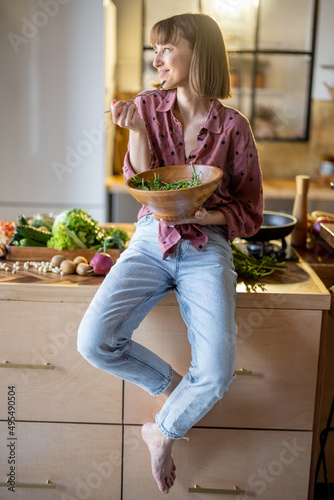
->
<box><xmin>10</xmin><ymin>214</ymin><xmax>52</xmax><ymax>247</ymax></box>
<box><xmin>89</xmin><ymin>253</ymin><xmax>113</xmax><ymax>275</ymax></box>
<box><xmin>47</xmin><ymin>209</ymin><xmax>129</xmax><ymax>251</ymax></box>
<box><xmin>7</xmin><ymin>209</ymin><xmax>129</xmax><ymax>251</ymax></box>
<box><xmin>48</xmin><ymin>253</ymin><xmax>113</xmax><ymax>276</ymax></box>
<box><xmin>14</xmin><ymin>224</ymin><xmax>52</xmax><ymax>243</ymax></box>
<box><xmin>0</xmin><ymin>221</ymin><xmax>17</xmax><ymax>245</ymax></box>
<box><xmin>231</xmin><ymin>243</ymin><xmax>286</xmax><ymax>283</ymax></box>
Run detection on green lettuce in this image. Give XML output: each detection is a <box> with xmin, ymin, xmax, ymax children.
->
<box><xmin>47</xmin><ymin>209</ymin><xmax>129</xmax><ymax>251</ymax></box>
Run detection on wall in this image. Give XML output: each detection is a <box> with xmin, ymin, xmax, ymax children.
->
<box><xmin>0</xmin><ymin>0</ymin><xmax>109</xmax><ymax>222</ymax></box>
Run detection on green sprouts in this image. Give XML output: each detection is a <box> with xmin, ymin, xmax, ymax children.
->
<box><xmin>130</xmin><ymin>164</ymin><xmax>202</xmax><ymax>191</ymax></box>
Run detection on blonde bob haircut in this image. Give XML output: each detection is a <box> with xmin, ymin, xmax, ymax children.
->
<box><xmin>150</xmin><ymin>12</ymin><xmax>232</xmax><ymax>100</ymax></box>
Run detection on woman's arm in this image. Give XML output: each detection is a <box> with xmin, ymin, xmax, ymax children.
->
<box><xmin>111</xmin><ymin>100</ymin><xmax>151</xmax><ymax>174</ymax></box>
<box><xmin>156</xmin><ymin>208</ymin><xmax>227</xmax><ymax>227</ymax></box>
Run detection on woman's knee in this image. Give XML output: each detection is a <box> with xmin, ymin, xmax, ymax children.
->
<box><xmin>77</xmin><ymin>313</ymin><xmax>106</xmax><ymax>363</ymax></box>
<box><xmin>198</xmin><ymin>357</ymin><xmax>236</xmax><ymax>399</ymax></box>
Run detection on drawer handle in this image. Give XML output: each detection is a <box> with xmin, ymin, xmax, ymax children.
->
<box><xmin>235</xmin><ymin>368</ymin><xmax>252</xmax><ymax>376</ymax></box>
<box><xmin>0</xmin><ymin>479</ymin><xmax>55</xmax><ymax>489</ymax></box>
<box><xmin>189</xmin><ymin>484</ymin><xmax>245</xmax><ymax>494</ymax></box>
<box><xmin>0</xmin><ymin>361</ymin><xmax>54</xmax><ymax>370</ymax></box>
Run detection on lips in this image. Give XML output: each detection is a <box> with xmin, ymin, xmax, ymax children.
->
<box><xmin>159</xmin><ymin>70</ymin><xmax>169</xmax><ymax>79</ymax></box>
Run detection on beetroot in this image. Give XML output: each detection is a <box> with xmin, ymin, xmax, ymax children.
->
<box><xmin>89</xmin><ymin>253</ymin><xmax>113</xmax><ymax>275</ymax></box>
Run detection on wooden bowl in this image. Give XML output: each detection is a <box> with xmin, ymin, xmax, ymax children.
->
<box><xmin>125</xmin><ymin>164</ymin><xmax>223</xmax><ymax>221</ymax></box>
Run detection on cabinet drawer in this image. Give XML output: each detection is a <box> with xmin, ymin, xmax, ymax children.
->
<box><xmin>0</xmin><ymin>301</ymin><xmax>122</xmax><ymax>423</ymax></box>
<box><xmin>123</xmin><ymin>306</ymin><xmax>322</xmax><ymax>429</ymax></box>
<box><xmin>123</xmin><ymin>426</ymin><xmax>312</xmax><ymax>500</ymax></box>
<box><xmin>0</xmin><ymin>421</ymin><xmax>122</xmax><ymax>499</ymax></box>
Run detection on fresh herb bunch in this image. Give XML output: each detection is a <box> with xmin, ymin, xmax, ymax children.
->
<box><xmin>130</xmin><ymin>164</ymin><xmax>202</xmax><ymax>191</ymax></box>
<box><xmin>231</xmin><ymin>243</ymin><xmax>286</xmax><ymax>281</ymax></box>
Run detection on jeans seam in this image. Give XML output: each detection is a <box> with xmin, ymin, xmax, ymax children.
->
<box><xmin>111</xmin><ymin>282</ymin><xmax>168</xmax><ymax>343</ymax></box>
<box><xmin>122</xmin><ymin>353</ymin><xmax>171</xmax><ymax>393</ymax></box>
<box><xmin>176</xmin><ymin>292</ymin><xmax>198</xmax><ymax>370</ymax></box>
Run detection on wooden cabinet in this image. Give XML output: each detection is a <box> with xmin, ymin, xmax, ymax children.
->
<box><xmin>124</xmin><ymin>308</ymin><xmax>322</xmax><ymax>430</ymax></box>
<box><xmin>0</xmin><ymin>422</ymin><xmax>122</xmax><ymax>499</ymax></box>
<box><xmin>121</xmin><ymin>260</ymin><xmax>331</xmax><ymax>500</ymax></box>
<box><xmin>123</xmin><ymin>427</ymin><xmax>313</xmax><ymax>500</ymax></box>
<box><xmin>0</xmin><ymin>256</ymin><xmax>331</xmax><ymax>499</ymax></box>
<box><xmin>0</xmin><ymin>298</ymin><xmax>123</xmax><ymax>498</ymax></box>
<box><xmin>0</xmin><ymin>301</ymin><xmax>122</xmax><ymax>424</ymax></box>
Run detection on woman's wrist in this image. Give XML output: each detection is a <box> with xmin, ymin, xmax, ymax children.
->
<box><xmin>194</xmin><ymin>208</ymin><xmax>227</xmax><ymax>226</ymax></box>
<box><xmin>129</xmin><ymin>128</ymin><xmax>151</xmax><ymax>173</ymax></box>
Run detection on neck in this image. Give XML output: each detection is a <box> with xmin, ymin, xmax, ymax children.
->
<box><xmin>175</xmin><ymin>88</ymin><xmax>211</xmax><ymax>119</ymax></box>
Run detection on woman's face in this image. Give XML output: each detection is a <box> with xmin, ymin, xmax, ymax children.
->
<box><xmin>153</xmin><ymin>36</ymin><xmax>193</xmax><ymax>90</ymax></box>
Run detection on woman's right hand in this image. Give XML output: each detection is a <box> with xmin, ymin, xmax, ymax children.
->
<box><xmin>110</xmin><ymin>99</ymin><xmax>146</xmax><ymax>133</ymax></box>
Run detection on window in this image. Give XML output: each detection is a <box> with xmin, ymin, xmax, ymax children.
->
<box><xmin>142</xmin><ymin>0</ymin><xmax>318</xmax><ymax>141</ymax></box>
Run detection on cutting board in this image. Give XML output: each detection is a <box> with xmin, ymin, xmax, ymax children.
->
<box><xmin>1</xmin><ymin>223</ymin><xmax>135</xmax><ymax>262</ymax></box>
<box><xmin>320</xmin><ymin>223</ymin><xmax>334</xmax><ymax>250</ymax></box>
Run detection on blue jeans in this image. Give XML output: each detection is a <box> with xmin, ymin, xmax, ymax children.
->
<box><xmin>77</xmin><ymin>215</ymin><xmax>237</xmax><ymax>439</ymax></box>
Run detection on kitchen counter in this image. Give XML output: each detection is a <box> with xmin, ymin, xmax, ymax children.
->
<box><xmin>0</xmin><ymin>252</ymin><xmax>331</xmax><ymax>310</ymax></box>
<box><xmin>106</xmin><ymin>174</ymin><xmax>334</xmax><ymax>221</ymax></box>
<box><xmin>106</xmin><ymin>174</ymin><xmax>334</xmax><ymax>201</ymax></box>
<box><xmin>262</xmin><ymin>178</ymin><xmax>334</xmax><ymax>201</ymax></box>
<box><xmin>0</xmin><ymin>244</ymin><xmax>331</xmax><ymax>499</ymax></box>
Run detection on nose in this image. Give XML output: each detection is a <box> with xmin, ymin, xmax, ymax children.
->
<box><xmin>153</xmin><ymin>51</ymin><xmax>162</xmax><ymax>68</ymax></box>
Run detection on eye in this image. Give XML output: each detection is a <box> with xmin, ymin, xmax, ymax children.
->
<box><xmin>163</xmin><ymin>46</ymin><xmax>171</xmax><ymax>53</ymax></box>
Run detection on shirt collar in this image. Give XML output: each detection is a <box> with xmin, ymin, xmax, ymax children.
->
<box><xmin>156</xmin><ymin>89</ymin><xmax>177</xmax><ymax>112</ymax></box>
<box><xmin>156</xmin><ymin>90</ymin><xmax>225</xmax><ymax>134</ymax></box>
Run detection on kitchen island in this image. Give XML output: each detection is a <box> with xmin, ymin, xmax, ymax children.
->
<box><xmin>0</xmin><ymin>247</ymin><xmax>331</xmax><ymax>499</ymax></box>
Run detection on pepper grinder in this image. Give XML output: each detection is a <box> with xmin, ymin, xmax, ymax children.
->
<box><xmin>291</xmin><ymin>175</ymin><xmax>310</xmax><ymax>246</ymax></box>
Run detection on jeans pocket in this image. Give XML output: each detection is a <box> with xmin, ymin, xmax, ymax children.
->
<box><xmin>136</xmin><ymin>214</ymin><xmax>154</xmax><ymax>228</ymax></box>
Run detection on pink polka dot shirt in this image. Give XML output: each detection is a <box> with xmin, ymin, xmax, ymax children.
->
<box><xmin>122</xmin><ymin>89</ymin><xmax>263</xmax><ymax>259</ymax></box>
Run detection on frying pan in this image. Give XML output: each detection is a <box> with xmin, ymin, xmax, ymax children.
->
<box><xmin>245</xmin><ymin>210</ymin><xmax>297</xmax><ymax>242</ymax></box>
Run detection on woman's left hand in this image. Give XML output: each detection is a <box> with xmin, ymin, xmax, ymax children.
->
<box><xmin>154</xmin><ymin>208</ymin><xmax>208</xmax><ymax>227</ymax></box>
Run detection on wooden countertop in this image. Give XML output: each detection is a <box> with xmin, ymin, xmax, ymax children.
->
<box><xmin>106</xmin><ymin>175</ymin><xmax>334</xmax><ymax>201</ymax></box>
<box><xmin>0</xmin><ymin>251</ymin><xmax>330</xmax><ymax>310</ymax></box>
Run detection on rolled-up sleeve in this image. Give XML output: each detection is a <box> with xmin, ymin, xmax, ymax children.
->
<box><xmin>207</xmin><ymin>122</ymin><xmax>263</xmax><ymax>241</ymax></box>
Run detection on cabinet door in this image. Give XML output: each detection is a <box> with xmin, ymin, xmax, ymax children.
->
<box><xmin>123</xmin><ymin>306</ymin><xmax>322</xmax><ymax>429</ymax></box>
<box><xmin>0</xmin><ymin>422</ymin><xmax>122</xmax><ymax>499</ymax></box>
<box><xmin>0</xmin><ymin>301</ymin><xmax>122</xmax><ymax>423</ymax></box>
<box><xmin>123</xmin><ymin>426</ymin><xmax>312</xmax><ymax>500</ymax></box>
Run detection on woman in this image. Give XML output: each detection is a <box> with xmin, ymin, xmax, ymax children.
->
<box><xmin>78</xmin><ymin>12</ymin><xmax>263</xmax><ymax>495</ymax></box>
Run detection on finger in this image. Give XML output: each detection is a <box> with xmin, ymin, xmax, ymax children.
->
<box><xmin>112</xmin><ymin>101</ymin><xmax>133</xmax><ymax>126</ymax></box>
<box><xmin>123</xmin><ymin>101</ymin><xmax>138</xmax><ymax>127</ymax></box>
<box><xmin>110</xmin><ymin>100</ymin><xmax>124</xmax><ymax>121</ymax></box>
<box><xmin>194</xmin><ymin>207</ymin><xmax>206</xmax><ymax>219</ymax></box>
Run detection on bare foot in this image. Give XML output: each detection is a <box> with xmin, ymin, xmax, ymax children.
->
<box><xmin>141</xmin><ymin>422</ymin><xmax>176</xmax><ymax>494</ymax></box>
